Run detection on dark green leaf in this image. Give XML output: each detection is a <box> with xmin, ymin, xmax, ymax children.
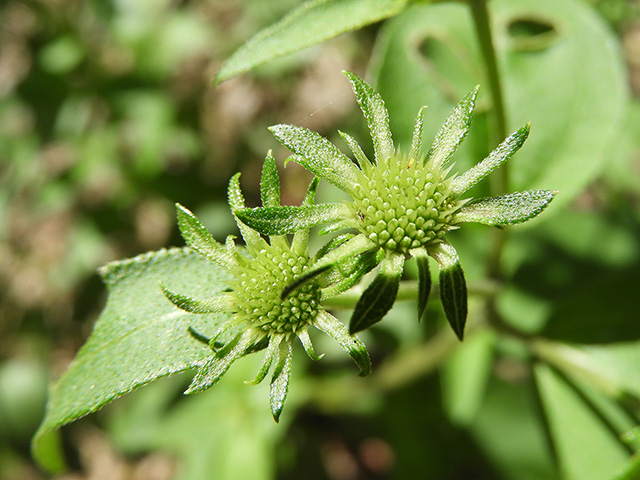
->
<box><xmin>236</xmin><ymin>203</ymin><xmax>350</xmax><ymax>236</ymax></box>
<box><xmin>344</xmin><ymin>71</ymin><xmax>394</xmax><ymax>163</ymax></box>
<box><xmin>215</xmin><ymin>0</ymin><xmax>408</xmax><ymax>83</ymax></box>
<box><xmin>429</xmin><ymin>243</ymin><xmax>467</xmax><ymax>340</ymax></box>
<box><xmin>260</xmin><ymin>150</ymin><xmax>281</xmax><ymax>208</ymax></box>
<box><xmin>270</xmin><ymin>124</ymin><xmax>363</xmax><ymax>195</ymax></box>
<box><xmin>453</xmin><ymin>190</ymin><xmax>557</xmax><ymax>226</ymax></box>
<box><xmin>350</xmin><ymin>252</ymin><xmax>404</xmax><ymax>334</ymax></box>
<box><xmin>32</xmin><ymin>248</ymin><xmax>231</xmax><ymax>472</ymax></box>
<box><xmin>410</xmin><ymin>248</ymin><xmax>432</xmax><ymax>321</ymax></box>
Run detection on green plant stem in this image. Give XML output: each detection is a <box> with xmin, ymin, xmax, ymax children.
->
<box><xmin>469</xmin><ymin>0</ymin><xmax>509</xmax><ymax>280</ymax></box>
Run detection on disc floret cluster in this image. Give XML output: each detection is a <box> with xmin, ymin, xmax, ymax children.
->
<box><xmin>237</xmin><ymin>71</ymin><xmax>556</xmax><ymax>340</ymax></box>
<box><xmin>163</xmin><ymin>152</ymin><xmax>370</xmax><ymax>421</ymax></box>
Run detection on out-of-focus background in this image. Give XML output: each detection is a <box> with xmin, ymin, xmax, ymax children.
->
<box><xmin>2</xmin><ymin>0</ymin><xmax>640</xmax><ymax>479</ymax></box>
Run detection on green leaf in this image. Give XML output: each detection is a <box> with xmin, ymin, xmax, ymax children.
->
<box><xmin>291</xmin><ymin>177</ymin><xmax>320</xmax><ymax>255</ymax></box>
<box><xmin>270</xmin><ymin>124</ymin><xmax>363</xmax><ymax>195</ymax></box>
<box><xmin>427</xmin><ymin>85</ymin><xmax>478</xmax><ymax>170</ymax></box>
<box><xmin>453</xmin><ymin>190</ymin><xmax>557</xmax><ymax>226</ymax></box>
<box><xmin>314</xmin><ymin>311</ymin><xmax>372</xmax><ymax>376</ymax></box>
<box><xmin>534</xmin><ymin>363</ymin><xmax>630</xmax><ymax>480</ymax></box>
<box><xmin>451</xmin><ymin>123</ymin><xmax>531</xmax><ymax>196</ymax></box>
<box><xmin>270</xmin><ymin>338</ymin><xmax>293</xmax><ymax>422</ymax></box>
<box><xmin>373</xmin><ymin>0</ymin><xmax>628</xmax><ymax>207</ymax></box>
<box><xmin>228</xmin><ymin>173</ymin><xmax>264</xmax><ymax>248</ymax></box>
<box><xmin>32</xmin><ymin>248</ymin><xmax>231</xmax><ymax>472</ymax></box>
<box><xmin>161</xmin><ymin>285</ymin><xmax>231</xmax><ymax>314</ymax></box>
<box><xmin>344</xmin><ymin>71</ymin><xmax>395</xmax><ymax>163</ymax></box>
<box><xmin>350</xmin><ymin>252</ymin><xmax>404</xmax><ymax>334</ymax></box>
<box><xmin>429</xmin><ymin>243</ymin><xmax>467</xmax><ymax>340</ymax></box>
<box><xmin>338</xmin><ymin>130</ymin><xmax>373</xmax><ymax>175</ymax></box>
<box><xmin>409</xmin><ymin>106</ymin><xmax>427</xmax><ymax>160</ymax></box>
<box><xmin>260</xmin><ymin>150</ymin><xmax>281</xmax><ymax>208</ymax></box>
<box><xmin>176</xmin><ymin>203</ymin><xmax>236</xmax><ymax>268</ymax></box>
<box><xmin>297</xmin><ymin>329</ymin><xmax>324</xmax><ymax>361</ymax></box>
<box><xmin>410</xmin><ymin>248</ymin><xmax>432</xmax><ymax>321</ymax></box>
<box><xmin>246</xmin><ymin>336</ymin><xmax>281</xmax><ymax>385</ymax></box>
<box><xmin>215</xmin><ymin>0</ymin><xmax>408</xmax><ymax>83</ymax></box>
<box><xmin>236</xmin><ymin>203</ymin><xmax>350</xmax><ymax>236</ymax></box>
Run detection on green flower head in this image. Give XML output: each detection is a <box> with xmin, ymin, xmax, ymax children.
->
<box><xmin>164</xmin><ymin>151</ymin><xmax>371</xmax><ymax>421</ymax></box>
<box><xmin>237</xmin><ymin>71</ymin><xmax>556</xmax><ymax>340</ymax></box>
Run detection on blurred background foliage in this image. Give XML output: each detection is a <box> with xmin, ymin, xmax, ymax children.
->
<box><xmin>2</xmin><ymin>0</ymin><xmax>640</xmax><ymax>479</ymax></box>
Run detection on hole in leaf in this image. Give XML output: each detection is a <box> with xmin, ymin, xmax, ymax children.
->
<box><xmin>507</xmin><ymin>17</ymin><xmax>559</xmax><ymax>51</ymax></box>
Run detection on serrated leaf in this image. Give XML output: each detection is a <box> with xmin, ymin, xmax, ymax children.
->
<box><xmin>270</xmin><ymin>338</ymin><xmax>293</xmax><ymax>422</ymax></box>
<box><xmin>454</xmin><ymin>190</ymin><xmax>557</xmax><ymax>226</ymax></box>
<box><xmin>410</xmin><ymin>248</ymin><xmax>432</xmax><ymax>321</ymax></box>
<box><xmin>32</xmin><ymin>248</ymin><xmax>231</xmax><ymax>472</ymax></box>
<box><xmin>344</xmin><ymin>71</ymin><xmax>394</xmax><ymax>163</ymax></box>
<box><xmin>350</xmin><ymin>252</ymin><xmax>404</xmax><ymax>334</ymax></box>
<box><xmin>451</xmin><ymin>123</ymin><xmax>531</xmax><ymax>196</ymax></box>
<box><xmin>215</xmin><ymin>0</ymin><xmax>408</xmax><ymax>83</ymax></box>
<box><xmin>236</xmin><ymin>203</ymin><xmax>350</xmax><ymax>236</ymax></box>
<box><xmin>260</xmin><ymin>150</ymin><xmax>281</xmax><ymax>208</ymax></box>
<box><xmin>270</xmin><ymin>124</ymin><xmax>363</xmax><ymax>194</ymax></box>
<box><xmin>429</xmin><ymin>243</ymin><xmax>467</xmax><ymax>340</ymax></box>
<box><xmin>314</xmin><ymin>311</ymin><xmax>371</xmax><ymax>376</ymax></box>
<box><xmin>428</xmin><ymin>86</ymin><xmax>478</xmax><ymax>169</ymax></box>
<box><xmin>176</xmin><ymin>204</ymin><xmax>236</xmax><ymax>268</ymax></box>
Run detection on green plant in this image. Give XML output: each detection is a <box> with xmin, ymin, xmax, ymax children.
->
<box><xmin>27</xmin><ymin>0</ymin><xmax>640</xmax><ymax>479</ymax></box>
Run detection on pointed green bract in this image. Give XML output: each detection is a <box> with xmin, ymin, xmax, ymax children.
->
<box><xmin>339</xmin><ymin>129</ymin><xmax>373</xmax><ymax>174</ymax></box>
<box><xmin>451</xmin><ymin>123</ymin><xmax>531</xmax><ymax>196</ymax></box>
<box><xmin>409</xmin><ymin>106</ymin><xmax>427</xmax><ymax>160</ymax></box>
<box><xmin>315</xmin><ymin>311</ymin><xmax>372</xmax><ymax>376</ymax></box>
<box><xmin>453</xmin><ymin>190</ymin><xmax>558</xmax><ymax>226</ymax></box>
<box><xmin>411</xmin><ymin>248</ymin><xmax>432</xmax><ymax>321</ymax></box>
<box><xmin>269</xmin><ymin>124</ymin><xmax>362</xmax><ymax>194</ymax></box>
<box><xmin>292</xmin><ymin>177</ymin><xmax>320</xmax><ymax>255</ymax></box>
<box><xmin>270</xmin><ymin>339</ymin><xmax>293</xmax><ymax>422</ymax></box>
<box><xmin>246</xmin><ymin>336</ymin><xmax>281</xmax><ymax>385</ymax></box>
<box><xmin>297</xmin><ymin>329</ymin><xmax>324</xmax><ymax>361</ymax></box>
<box><xmin>261</xmin><ymin>150</ymin><xmax>281</xmax><ymax>208</ymax></box>
<box><xmin>228</xmin><ymin>173</ymin><xmax>263</xmax><ymax>248</ymax></box>
<box><xmin>236</xmin><ymin>203</ymin><xmax>350</xmax><ymax>236</ymax></box>
<box><xmin>350</xmin><ymin>252</ymin><xmax>404</xmax><ymax>334</ymax></box>
<box><xmin>428</xmin><ymin>86</ymin><xmax>479</xmax><ymax>169</ymax></box>
<box><xmin>429</xmin><ymin>243</ymin><xmax>467</xmax><ymax>341</ymax></box>
<box><xmin>176</xmin><ymin>204</ymin><xmax>236</xmax><ymax>268</ymax></box>
<box><xmin>344</xmin><ymin>70</ymin><xmax>394</xmax><ymax>163</ymax></box>
<box><xmin>161</xmin><ymin>285</ymin><xmax>231</xmax><ymax>314</ymax></box>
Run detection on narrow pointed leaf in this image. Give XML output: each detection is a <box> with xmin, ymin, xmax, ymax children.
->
<box><xmin>32</xmin><ymin>249</ymin><xmax>231</xmax><ymax>472</ymax></box>
<box><xmin>270</xmin><ymin>124</ymin><xmax>362</xmax><ymax>194</ymax></box>
<box><xmin>270</xmin><ymin>339</ymin><xmax>293</xmax><ymax>422</ymax></box>
<box><xmin>292</xmin><ymin>177</ymin><xmax>320</xmax><ymax>255</ymax></box>
<box><xmin>228</xmin><ymin>173</ymin><xmax>263</xmax><ymax>248</ymax></box>
<box><xmin>344</xmin><ymin>71</ymin><xmax>394</xmax><ymax>163</ymax></box>
<box><xmin>410</xmin><ymin>248</ymin><xmax>432</xmax><ymax>321</ymax></box>
<box><xmin>161</xmin><ymin>285</ymin><xmax>231</xmax><ymax>314</ymax></box>
<box><xmin>451</xmin><ymin>123</ymin><xmax>531</xmax><ymax>195</ymax></box>
<box><xmin>236</xmin><ymin>203</ymin><xmax>349</xmax><ymax>236</ymax></box>
<box><xmin>185</xmin><ymin>330</ymin><xmax>255</xmax><ymax>394</ymax></box>
<box><xmin>338</xmin><ymin>129</ymin><xmax>373</xmax><ymax>174</ymax></box>
<box><xmin>409</xmin><ymin>106</ymin><xmax>427</xmax><ymax>160</ymax></box>
<box><xmin>429</xmin><ymin>243</ymin><xmax>467</xmax><ymax>340</ymax></box>
<box><xmin>246</xmin><ymin>335</ymin><xmax>282</xmax><ymax>385</ymax></box>
<box><xmin>282</xmin><ymin>234</ymin><xmax>376</xmax><ymax>299</ymax></box>
<box><xmin>176</xmin><ymin>204</ymin><xmax>236</xmax><ymax>268</ymax></box>
<box><xmin>321</xmin><ymin>248</ymin><xmax>384</xmax><ymax>298</ymax></box>
<box><xmin>453</xmin><ymin>190</ymin><xmax>557</xmax><ymax>226</ymax></box>
<box><xmin>314</xmin><ymin>311</ymin><xmax>371</xmax><ymax>376</ymax></box>
<box><xmin>350</xmin><ymin>252</ymin><xmax>404</xmax><ymax>334</ymax></box>
<box><xmin>260</xmin><ymin>150</ymin><xmax>281</xmax><ymax>207</ymax></box>
<box><xmin>297</xmin><ymin>329</ymin><xmax>324</xmax><ymax>361</ymax></box>
<box><xmin>215</xmin><ymin>0</ymin><xmax>407</xmax><ymax>84</ymax></box>
<box><xmin>428</xmin><ymin>86</ymin><xmax>479</xmax><ymax>169</ymax></box>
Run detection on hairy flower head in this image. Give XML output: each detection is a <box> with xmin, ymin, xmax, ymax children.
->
<box><xmin>237</xmin><ymin>72</ymin><xmax>556</xmax><ymax>340</ymax></box>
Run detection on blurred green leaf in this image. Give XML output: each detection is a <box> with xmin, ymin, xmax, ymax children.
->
<box><xmin>215</xmin><ymin>0</ymin><xmax>409</xmax><ymax>83</ymax></box>
<box><xmin>534</xmin><ymin>363</ymin><xmax>630</xmax><ymax>480</ymax></box>
<box><xmin>373</xmin><ymin>0</ymin><xmax>628</xmax><ymax>207</ymax></box>
<box><xmin>32</xmin><ymin>248</ymin><xmax>231</xmax><ymax>473</ymax></box>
